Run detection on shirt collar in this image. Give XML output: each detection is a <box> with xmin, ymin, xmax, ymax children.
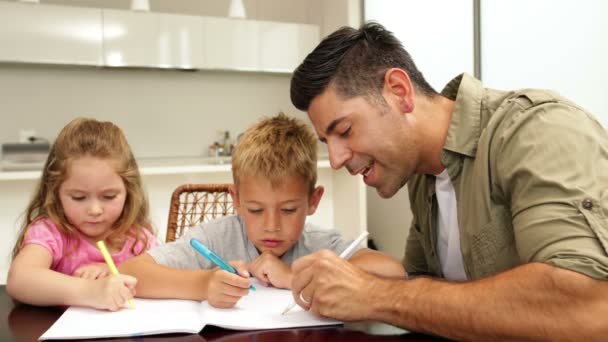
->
<box><xmin>440</xmin><ymin>73</ymin><xmax>484</xmax><ymax>158</ymax></box>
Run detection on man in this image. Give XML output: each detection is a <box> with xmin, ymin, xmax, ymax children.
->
<box><xmin>289</xmin><ymin>22</ymin><xmax>608</xmax><ymax>341</ymax></box>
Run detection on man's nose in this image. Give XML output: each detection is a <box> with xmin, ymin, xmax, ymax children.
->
<box><xmin>327</xmin><ymin>139</ymin><xmax>352</xmax><ymax>170</ymax></box>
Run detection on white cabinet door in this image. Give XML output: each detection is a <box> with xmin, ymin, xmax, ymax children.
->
<box><xmin>0</xmin><ymin>2</ymin><xmax>102</xmax><ymax>65</ymax></box>
<box><xmin>259</xmin><ymin>21</ymin><xmax>319</xmax><ymax>73</ymax></box>
<box><xmin>102</xmin><ymin>9</ymin><xmax>158</xmax><ymax>67</ymax></box>
<box><xmin>157</xmin><ymin>14</ymin><xmax>204</xmax><ymax>69</ymax></box>
<box><xmin>103</xmin><ymin>10</ymin><xmax>203</xmax><ymax>69</ymax></box>
<box><xmin>203</xmin><ymin>17</ymin><xmax>260</xmax><ymax>71</ymax></box>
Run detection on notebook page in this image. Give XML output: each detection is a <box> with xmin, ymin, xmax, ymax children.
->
<box><xmin>40</xmin><ymin>298</ymin><xmax>203</xmax><ymax>340</ymax></box>
<box><xmin>201</xmin><ymin>279</ymin><xmax>340</xmax><ymax>330</ymax></box>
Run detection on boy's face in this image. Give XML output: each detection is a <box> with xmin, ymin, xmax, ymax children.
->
<box><xmin>230</xmin><ymin>175</ymin><xmax>323</xmax><ymax>257</ymax></box>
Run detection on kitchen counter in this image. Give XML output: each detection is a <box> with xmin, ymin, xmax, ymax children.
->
<box><xmin>0</xmin><ymin>156</ymin><xmax>332</xmax><ymax>181</ymax></box>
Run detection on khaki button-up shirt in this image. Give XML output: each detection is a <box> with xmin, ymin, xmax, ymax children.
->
<box><xmin>404</xmin><ymin>73</ymin><xmax>608</xmax><ymax>280</ymax></box>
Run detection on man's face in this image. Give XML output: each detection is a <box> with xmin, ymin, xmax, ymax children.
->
<box><xmin>231</xmin><ymin>175</ymin><xmax>323</xmax><ymax>257</ymax></box>
<box><xmin>308</xmin><ymin>87</ymin><xmax>420</xmax><ymax>198</ymax></box>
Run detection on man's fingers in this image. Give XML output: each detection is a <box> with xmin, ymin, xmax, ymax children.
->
<box><xmin>291</xmin><ymin>261</ymin><xmax>315</xmax><ymax>294</ymax></box>
<box><xmin>291</xmin><ymin>253</ymin><xmax>318</xmax><ymax>273</ymax></box>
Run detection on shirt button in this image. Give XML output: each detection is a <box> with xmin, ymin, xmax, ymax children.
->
<box><xmin>582</xmin><ymin>198</ymin><xmax>594</xmax><ymax>210</ymax></box>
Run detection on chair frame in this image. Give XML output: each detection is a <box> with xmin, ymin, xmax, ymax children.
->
<box><xmin>165</xmin><ymin>183</ymin><xmax>235</xmax><ymax>242</ymax></box>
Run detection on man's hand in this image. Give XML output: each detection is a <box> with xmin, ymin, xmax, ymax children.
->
<box><xmin>205</xmin><ymin>260</ymin><xmax>251</xmax><ymax>308</ymax></box>
<box><xmin>248</xmin><ymin>251</ymin><xmax>292</xmax><ymax>289</ymax></box>
<box><xmin>74</xmin><ymin>262</ymin><xmax>111</xmax><ymax>279</ymax></box>
<box><xmin>291</xmin><ymin>249</ymin><xmax>380</xmax><ymax>321</ymax></box>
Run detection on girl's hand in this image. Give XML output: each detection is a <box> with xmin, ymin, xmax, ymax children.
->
<box><xmin>73</xmin><ymin>263</ymin><xmax>111</xmax><ymax>279</ymax></box>
<box><xmin>88</xmin><ymin>274</ymin><xmax>137</xmax><ymax>311</ymax></box>
<box><xmin>248</xmin><ymin>251</ymin><xmax>292</xmax><ymax>289</ymax></box>
<box><xmin>205</xmin><ymin>261</ymin><xmax>251</xmax><ymax>308</ymax></box>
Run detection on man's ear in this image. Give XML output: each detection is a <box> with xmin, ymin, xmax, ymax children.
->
<box><xmin>307</xmin><ymin>185</ymin><xmax>325</xmax><ymax>215</ymax></box>
<box><xmin>229</xmin><ymin>184</ymin><xmax>241</xmax><ymax>211</ymax></box>
<box><xmin>384</xmin><ymin>68</ymin><xmax>415</xmax><ymax>113</ymax></box>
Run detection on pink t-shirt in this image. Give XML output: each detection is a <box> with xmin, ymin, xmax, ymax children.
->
<box><xmin>23</xmin><ymin>218</ymin><xmax>160</xmax><ymax>276</ymax></box>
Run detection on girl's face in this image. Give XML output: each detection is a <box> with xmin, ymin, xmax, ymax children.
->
<box><xmin>59</xmin><ymin>156</ymin><xmax>127</xmax><ymax>243</ymax></box>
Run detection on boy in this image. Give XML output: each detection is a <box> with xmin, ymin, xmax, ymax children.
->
<box><xmin>120</xmin><ymin>113</ymin><xmax>405</xmax><ymax>308</ymax></box>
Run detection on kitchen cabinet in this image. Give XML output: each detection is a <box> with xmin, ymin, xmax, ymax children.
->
<box><xmin>203</xmin><ymin>17</ymin><xmax>260</xmax><ymax>71</ymax></box>
<box><xmin>203</xmin><ymin>18</ymin><xmax>319</xmax><ymax>73</ymax></box>
<box><xmin>259</xmin><ymin>21</ymin><xmax>319</xmax><ymax>73</ymax></box>
<box><xmin>102</xmin><ymin>9</ymin><xmax>204</xmax><ymax>69</ymax></box>
<box><xmin>0</xmin><ymin>2</ymin><xmax>319</xmax><ymax>74</ymax></box>
<box><xmin>0</xmin><ymin>1</ymin><xmax>103</xmax><ymax>66</ymax></box>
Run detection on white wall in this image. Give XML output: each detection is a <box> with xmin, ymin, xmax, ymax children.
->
<box><xmin>364</xmin><ymin>0</ymin><xmax>475</xmax><ymax>259</ymax></box>
<box><xmin>0</xmin><ymin>65</ymin><xmax>300</xmax><ymax>158</ymax></box>
<box><xmin>481</xmin><ymin>0</ymin><xmax>608</xmax><ymax>128</ymax></box>
<box><xmin>365</xmin><ymin>0</ymin><xmax>474</xmax><ymax>91</ymax></box>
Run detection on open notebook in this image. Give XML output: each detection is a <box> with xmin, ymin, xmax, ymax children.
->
<box><xmin>40</xmin><ymin>279</ymin><xmax>339</xmax><ymax>340</ymax></box>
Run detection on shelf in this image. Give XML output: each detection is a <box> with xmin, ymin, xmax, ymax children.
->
<box><xmin>0</xmin><ymin>157</ymin><xmax>332</xmax><ymax>181</ymax></box>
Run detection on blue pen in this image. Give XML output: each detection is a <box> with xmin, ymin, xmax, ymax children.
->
<box><xmin>190</xmin><ymin>238</ymin><xmax>256</xmax><ymax>291</ymax></box>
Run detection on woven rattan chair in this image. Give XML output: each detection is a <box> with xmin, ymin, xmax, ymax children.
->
<box><xmin>165</xmin><ymin>183</ymin><xmax>236</xmax><ymax>242</ymax></box>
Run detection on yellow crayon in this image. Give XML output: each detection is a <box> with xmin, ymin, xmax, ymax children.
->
<box><xmin>96</xmin><ymin>240</ymin><xmax>135</xmax><ymax>309</ymax></box>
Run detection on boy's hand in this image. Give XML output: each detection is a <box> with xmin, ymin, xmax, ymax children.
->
<box><xmin>88</xmin><ymin>274</ymin><xmax>137</xmax><ymax>311</ymax></box>
<box><xmin>74</xmin><ymin>263</ymin><xmax>111</xmax><ymax>279</ymax></box>
<box><xmin>248</xmin><ymin>251</ymin><xmax>292</xmax><ymax>289</ymax></box>
<box><xmin>205</xmin><ymin>261</ymin><xmax>251</xmax><ymax>308</ymax></box>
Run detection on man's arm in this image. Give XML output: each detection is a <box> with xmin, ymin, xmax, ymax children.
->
<box><xmin>374</xmin><ymin>262</ymin><xmax>608</xmax><ymax>341</ymax></box>
<box><xmin>292</xmin><ymin>252</ymin><xmax>608</xmax><ymax>341</ymax></box>
<box><xmin>348</xmin><ymin>248</ymin><xmax>406</xmax><ymax>278</ymax></box>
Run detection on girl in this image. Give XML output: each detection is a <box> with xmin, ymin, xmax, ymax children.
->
<box><xmin>7</xmin><ymin>118</ymin><xmax>159</xmax><ymax>311</ymax></box>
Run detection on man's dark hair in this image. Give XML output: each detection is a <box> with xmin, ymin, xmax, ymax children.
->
<box><xmin>290</xmin><ymin>22</ymin><xmax>437</xmax><ymax>111</ymax></box>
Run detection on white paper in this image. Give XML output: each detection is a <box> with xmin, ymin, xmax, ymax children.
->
<box><xmin>203</xmin><ymin>280</ymin><xmax>340</xmax><ymax>330</ymax></box>
<box><xmin>40</xmin><ymin>298</ymin><xmax>203</xmax><ymax>340</ymax></box>
<box><xmin>40</xmin><ymin>279</ymin><xmax>340</xmax><ymax>340</ymax></box>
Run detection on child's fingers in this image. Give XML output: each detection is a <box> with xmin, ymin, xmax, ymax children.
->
<box><xmin>229</xmin><ymin>260</ymin><xmax>250</xmax><ymax>278</ymax></box>
<box><xmin>119</xmin><ymin>274</ymin><xmax>138</xmax><ymax>287</ymax></box>
<box><xmin>220</xmin><ymin>281</ymin><xmax>250</xmax><ymax>297</ymax></box>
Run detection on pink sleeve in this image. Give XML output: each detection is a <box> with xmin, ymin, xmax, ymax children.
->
<box><xmin>145</xmin><ymin>229</ymin><xmax>161</xmax><ymax>249</ymax></box>
<box><xmin>23</xmin><ymin>219</ymin><xmax>64</xmax><ymax>267</ymax></box>
<box><xmin>131</xmin><ymin>228</ymin><xmax>160</xmax><ymax>255</ymax></box>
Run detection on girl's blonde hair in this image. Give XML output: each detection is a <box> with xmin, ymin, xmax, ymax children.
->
<box><xmin>11</xmin><ymin>118</ymin><xmax>153</xmax><ymax>259</ymax></box>
<box><xmin>231</xmin><ymin>112</ymin><xmax>318</xmax><ymax>194</ymax></box>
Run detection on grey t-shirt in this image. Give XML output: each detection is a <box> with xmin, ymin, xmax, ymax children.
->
<box><xmin>148</xmin><ymin>215</ymin><xmax>361</xmax><ymax>270</ymax></box>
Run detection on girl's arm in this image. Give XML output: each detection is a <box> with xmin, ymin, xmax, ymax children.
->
<box><xmin>7</xmin><ymin>244</ymin><xmax>136</xmax><ymax>310</ymax></box>
<box><xmin>348</xmin><ymin>248</ymin><xmax>406</xmax><ymax>278</ymax></box>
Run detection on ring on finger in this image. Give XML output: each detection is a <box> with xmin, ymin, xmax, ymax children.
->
<box><xmin>299</xmin><ymin>292</ymin><xmax>310</xmax><ymax>305</ymax></box>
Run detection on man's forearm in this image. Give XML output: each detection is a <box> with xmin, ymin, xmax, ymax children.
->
<box><xmin>349</xmin><ymin>249</ymin><xmax>406</xmax><ymax>278</ymax></box>
<box><xmin>370</xmin><ymin>262</ymin><xmax>608</xmax><ymax>341</ymax></box>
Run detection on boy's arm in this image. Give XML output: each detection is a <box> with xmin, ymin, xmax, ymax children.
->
<box><xmin>348</xmin><ymin>248</ymin><xmax>406</xmax><ymax>278</ymax></box>
<box><xmin>119</xmin><ymin>253</ymin><xmax>212</xmax><ymax>300</ymax></box>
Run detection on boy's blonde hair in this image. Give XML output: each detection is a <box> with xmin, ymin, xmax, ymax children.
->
<box><xmin>12</xmin><ymin>118</ymin><xmax>153</xmax><ymax>259</ymax></box>
<box><xmin>231</xmin><ymin>113</ymin><xmax>318</xmax><ymax>194</ymax></box>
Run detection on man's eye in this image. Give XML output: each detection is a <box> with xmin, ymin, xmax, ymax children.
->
<box><xmin>339</xmin><ymin>127</ymin><xmax>351</xmax><ymax>137</ymax></box>
<box><xmin>281</xmin><ymin>208</ymin><xmax>297</xmax><ymax>213</ymax></box>
<box><xmin>248</xmin><ymin>209</ymin><xmax>263</xmax><ymax>214</ymax></box>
